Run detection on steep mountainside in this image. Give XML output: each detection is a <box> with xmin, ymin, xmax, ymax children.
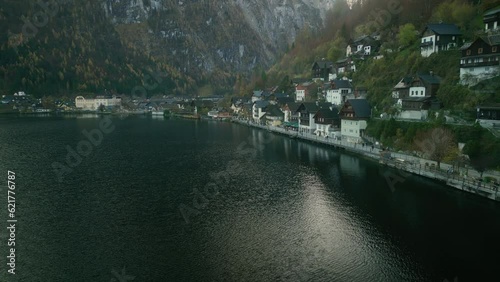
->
<box><xmin>0</xmin><ymin>0</ymin><xmax>334</xmax><ymax>97</ymax></box>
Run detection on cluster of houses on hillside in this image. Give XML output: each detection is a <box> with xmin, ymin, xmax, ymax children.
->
<box><xmin>299</xmin><ymin>7</ymin><xmax>500</xmax><ymax>122</ymax></box>
<box><xmin>233</xmin><ymin>79</ymin><xmax>372</xmax><ymax>143</ymax></box>
<box><xmin>231</xmin><ymin>6</ymin><xmax>500</xmax><ymax>141</ymax></box>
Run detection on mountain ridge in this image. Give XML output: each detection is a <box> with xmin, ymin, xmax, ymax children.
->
<box><xmin>0</xmin><ymin>0</ymin><xmax>335</xmax><ymax>97</ymax></box>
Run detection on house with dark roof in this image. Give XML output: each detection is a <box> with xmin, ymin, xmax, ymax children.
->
<box><xmin>314</xmin><ymin>107</ymin><xmax>340</xmax><ymax>137</ymax></box>
<box><xmin>230</xmin><ymin>98</ymin><xmax>251</xmax><ymax>115</ymax></box>
<box><xmin>346</xmin><ymin>35</ymin><xmax>381</xmax><ymax>57</ymax></box>
<box><xmin>460</xmin><ymin>35</ymin><xmax>500</xmax><ymax>85</ymax></box>
<box><xmin>484</xmin><ymin>6</ymin><xmax>500</xmax><ymax>32</ymax></box>
<box><xmin>339</xmin><ymin>99</ymin><xmax>371</xmax><ymax>143</ymax></box>
<box><xmin>275</xmin><ymin>96</ymin><xmax>294</xmax><ymax>106</ymax></box>
<box><xmin>476</xmin><ymin>104</ymin><xmax>500</xmax><ymax>126</ymax></box>
<box><xmin>392</xmin><ymin>72</ymin><xmax>442</xmax><ymax>120</ymax></box>
<box><xmin>296</xmin><ymin>102</ymin><xmax>331</xmax><ymax>134</ymax></box>
<box><xmin>335</xmin><ymin>57</ymin><xmax>356</xmax><ymax>75</ymax></box>
<box><xmin>420</xmin><ymin>23</ymin><xmax>462</xmax><ymax>57</ymax></box>
<box><xmin>252</xmin><ymin>100</ymin><xmax>269</xmax><ymax>123</ymax></box>
<box><xmin>460</xmin><ymin>7</ymin><xmax>500</xmax><ymax>86</ymax></box>
<box><xmin>264</xmin><ymin>105</ymin><xmax>285</xmax><ymax>126</ymax></box>
<box><xmin>325</xmin><ymin>79</ymin><xmax>353</xmax><ymax>105</ymax></box>
<box><xmin>281</xmin><ymin>102</ymin><xmax>301</xmax><ymax>124</ymax></box>
<box><xmin>312</xmin><ymin>60</ymin><xmax>334</xmax><ymax>81</ymax></box>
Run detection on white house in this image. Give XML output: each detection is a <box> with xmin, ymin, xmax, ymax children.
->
<box><xmin>75</xmin><ymin>95</ymin><xmax>121</xmax><ymax>110</ymax></box>
<box><xmin>295</xmin><ymin>82</ymin><xmax>313</xmax><ymax>102</ymax></box>
<box><xmin>325</xmin><ymin>79</ymin><xmax>353</xmax><ymax>105</ymax></box>
<box><xmin>346</xmin><ymin>35</ymin><xmax>380</xmax><ymax>57</ymax></box>
<box><xmin>252</xmin><ymin>100</ymin><xmax>269</xmax><ymax>123</ymax></box>
<box><xmin>339</xmin><ymin>99</ymin><xmax>371</xmax><ymax>143</ymax></box>
<box><xmin>420</xmin><ymin>23</ymin><xmax>462</xmax><ymax>57</ymax></box>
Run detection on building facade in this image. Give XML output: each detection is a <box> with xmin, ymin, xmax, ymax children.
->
<box><xmin>420</xmin><ymin>23</ymin><xmax>462</xmax><ymax>57</ymax></box>
<box><xmin>75</xmin><ymin>95</ymin><xmax>121</xmax><ymax>110</ymax></box>
<box><xmin>339</xmin><ymin>99</ymin><xmax>371</xmax><ymax>143</ymax></box>
<box><xmin>325</xmin><ymin>79</ymin><xmax>353</xmax><ymax>105</ymax></box>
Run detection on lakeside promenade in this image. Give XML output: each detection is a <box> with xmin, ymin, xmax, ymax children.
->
<box><xmin>232</xmin><ymin>118</ymin><xmax>500</xmax><ymax>202</ymax></box>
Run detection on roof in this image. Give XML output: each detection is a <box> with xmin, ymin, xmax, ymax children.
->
<box><xmin>297</xmin><ymin>102</ymin><xmax>331</xmax><ymax>113</ymax></box>
<box><xmin>284</xmin><ymin>102</ymin><xmax>301</xmax><ymax>112</ymax></box>
<box><xmin>353</xmin><ymin>35</ymin><xmax>370</xmax><ymax>44</ymax></box>
<box><xmin>401</xmin><ymin>97</ymin><xmax>432</xmax><ymax>102</ymax></box>
<box><xmin>276</xmin><ymin>96</ymin><xmax>294</xmax><ymax>105</ymax></box>
<box><xmin>274</xmin><ymin>93</ymin><xmax>288</xmax><ymax>99</ymax></box>
<box><xmin>283</xmin><ymin>121</ymin><xmax>299</xmax><ymax>128</ymax></box>
<box><xmin>417</xmin><ymin>72</ymin><xmax>441</xmax><ymax>85</ymax></box>
<box><xmin>330</xmin><ymin>79</ymin><xmax>352</xmax><ymax>89</ymax></box>
<box><xmin>313</xmin><ymin>60</ymin><xmax>334</xmax><ymax>69</ymax></box>
<box><xmin>314</xmin><ymin>107</ymin><xmax>339</xmax><ymax>119</ymax></box>
<box><xmin>335</xmin><ymin>58</ymin><xmax>348</xmax><ymax>64</ymax></box>
<box><xmin>292</xmin><ymin>78</ymin><xmax>310</xmax><ymax>84</ymax></box>
<box><xmin>347</xmin><ymin>99</ymin><xmax>371</xmax><ymax>118</ymax></box>
<box><xmin>484</xmin><ymin>6</ymin><xmax>500</xmax><ymax>17</ymax></box>
<box><xmin>296</xmin><ymin>82</ymin><xmax>314</xmax><ymax>90</ymax></box>
<box><xmin>477</xmin><ymin>103</ymin><xmax>500</xmax><ymax>110</ymax></box>
<box><xmin>482</xmin><ymin>34</ymin><xmax>500</xmax><ymax>46</ymax></box>
<box><xmin>253</xmin><ymin>90</ymin><xmax>264</xmax><ymax>97</ymax></box>
<box><xmin>424</xmin><ymin>23</ymin><xmax>462</xmax><ymax>35</ymax></box>
<box><xmin>265</xmin><ymin>105</ymin><xmax>284</xmax><ymax>117</ymax></box>
<box><xmin>459</xmin><ymin>42</ymin><xmax>473</xmax><ymax>50</ymax></box>
<box><xmin>254</xmin><ymin>100</ymin><xmax>269</xmax><ymax>109</ymax></box>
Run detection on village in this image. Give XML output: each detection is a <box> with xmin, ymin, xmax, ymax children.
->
<box><xmin>1</xmin><ymin>6</ymin><xmax>500</xmax><ymax>198</ymax></box>
<box><xmin>228</xmin><ymin>7</ymin><xmax>500</xmax><ymax>133</ymax></box>
<box><xmin>2</xmin><ymin>7</ymin><xmax>500</xmax><ymax>131</ymax></box>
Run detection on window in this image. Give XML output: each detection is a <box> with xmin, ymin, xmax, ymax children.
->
<box><xmin>478</xmin><ymin>48</ymin><xmax>483</xmax><ymax>54</ymax></box>
<box><xmin>493</xmin><ymin>47</ymin><xmax>497</xmax><ymax>53</ymax></box>
<box><xmin>421</xmin><ymin>91</ymin><xmax>424</xmax><ymax>95</ymax></box>
<box><xmin>437</xmin><ymin>36</ymin><xmax>440</xmax><ymax>41</ymax></box>
<box><xmin>466</xmin><ymin>50</ymin><xmax>471</xmax><ymax>55</ymax></box>
<box><xmin>452</xmin><ymin>36</ymin><xmax>455</xmax><ymax>40</ymax></box>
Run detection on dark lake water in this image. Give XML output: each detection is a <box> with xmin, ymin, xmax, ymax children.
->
<box><xmin>0</xmin><ymin>115</ymin><xmax>499</xmax><ymax>281</ymax></box>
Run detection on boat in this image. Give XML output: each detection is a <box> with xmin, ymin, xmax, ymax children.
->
<box><xmin>152</xmin><ymin>111</ymin><xmax>164</xmax><ymax>116</ymax></box>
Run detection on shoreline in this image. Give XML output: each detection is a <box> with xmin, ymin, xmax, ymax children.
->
<box><xmin>232</xmin><ymin>118</ymin><xmax>500</xmax><ymax>202</ymax></box>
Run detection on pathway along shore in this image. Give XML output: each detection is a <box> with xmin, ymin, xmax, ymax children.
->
<box><xmin>232</xmin><ymin>118</ymin><xmax>500</xmax><ymax>202</ymax></box>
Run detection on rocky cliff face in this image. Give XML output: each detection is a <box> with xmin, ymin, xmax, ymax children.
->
<box><xmin>0</xmin><ymin>0</ymin><xmax>334</xmax><ymax>96</ymax></box>
<box><xmin>103</xmin><ymin>0</ymin><xmax>333</xmax><ymax>73</ymax></box>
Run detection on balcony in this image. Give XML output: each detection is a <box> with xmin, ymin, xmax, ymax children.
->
<box><xmin>460</xmin><ymin>60</ymin><xmax>499</xmax><ymax>68</ymax></box>
<box><xmin>420</xmin><ymin>41</ymin><xmax>433</xmax><ymax>47</ymax></box>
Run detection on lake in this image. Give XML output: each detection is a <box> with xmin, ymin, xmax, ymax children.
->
<box><xmin>0</xmin><ymin>115</ymin><xmax>499</xmax><ymax>281</ymax></box>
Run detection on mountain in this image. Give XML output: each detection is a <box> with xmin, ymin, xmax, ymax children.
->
<box><xmin>0</xmin><ymin>0</ymin><xmax>335</xmax><ymax>97</ymax></box>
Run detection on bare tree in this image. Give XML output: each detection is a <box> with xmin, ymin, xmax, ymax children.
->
<box><xmin>414</xmin><ymin>127</ymin><xmax>455</xmax><ymax>169</ymax></box>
